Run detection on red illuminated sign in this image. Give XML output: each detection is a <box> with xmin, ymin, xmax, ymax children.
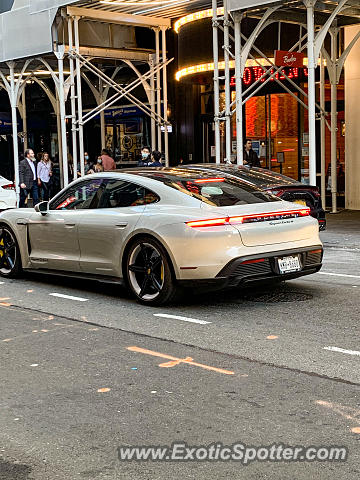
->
<box><xmin>230</xmin><ymin>66</ymin><xmax>308</xmax><ymax>87</ymax></box>
<box><xmin>274</xmin><ymin>50</ymin><xmax>305</xmax><ymax>68</ymax></box>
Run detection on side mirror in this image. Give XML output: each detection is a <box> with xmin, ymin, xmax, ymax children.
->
<box><xmin>34</xmin><ymin>201</ymin><xmax>49</xmax><ymax>216</ymax></box>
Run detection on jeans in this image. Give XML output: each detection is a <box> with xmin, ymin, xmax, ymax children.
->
<box><xmin>40</xmin><ymin>181</ymin><xmax>51</xmax><ymax>201</ymax></box>
<box><xmin>19</xmin><ymin>180</ymin><xmax>39</xmax><ymax>208</ymax></box>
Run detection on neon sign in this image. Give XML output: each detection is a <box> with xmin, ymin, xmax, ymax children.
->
<box><xmin>230</xmin><ymin>67</ymin><xmax>308</xmax><ymax>86</ymax></box>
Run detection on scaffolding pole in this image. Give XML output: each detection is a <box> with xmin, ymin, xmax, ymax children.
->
<box><xmin>155</xmin><ymin>28</ymin><xmax>162</xmax><ymax>152</ymax></box>
<box><xmin>320</xmin><ymin>53</ymin><xmax>326</xmax><ymax>210</ymax></box>
<box><xmin>149</xmin><ymin>54</ymin><xmax>156</xmax><ymax>150</ymax></box>
<box><xmin>99</xmin><ymin>72</ymin><xmax>106</xmax><ymax>149</ymax></box>
<box><xmin>306</xmin><ymin>0</ymin><xmax>317</xmax><ymax>186</ymax></box>
<box><xmin>68</xmin><ymin>17</ymin><xmax>78</xmax><ymax>181</ymax></box>
<box><xmin>212</xmin><ymin>0</ymin><xmax>221</xmax><ymax>163</ymax></box>
<box><xmin>21</xmin><ymin>87</ymin><xmax>28</xmax><ymax>151</ymax></box>
<box><xmin>8</xmin><ymin>62</ymin><xmax>20</xmax><ymax>205</ymax></box>
<box><xmin>330</xmin><ymin>28</ymin><xmax>338</xmax><ymax>213</ymax></box>
<box><xmin>162</xmin><ymin>27</ymin><xmax>169</xmax><ymax>166</ymax></box>
<box><xmin>234</xmin><ymin>13</ymin><xmax>243</xmax><ymax>165</ymax></box>
<box><xmin>224</xmin><ymin>0</ymin><xmax>232</xmax><ymax>164</ymax></box>
<box><xmin>55</xmin><ymin>47</ymin><xmax>69</xmax><ymax>188</ymax></box>
<box><xmin>74</xmin><ymin>16</ymin><xmax>85</xmax><ymax>177</ymax></box>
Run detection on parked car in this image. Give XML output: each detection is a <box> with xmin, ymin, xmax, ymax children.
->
<box><xmin>0</xmin><ymin>168</ymin><xmax>323</xmax><ymax>305</ymax></box>
<box><xmin>187</xmin><ymin>164</ymin><xmax>326</xmax><ymax>230</ymax></box>
<box><xmin>0</xmin><ymin>176</ymin><xmax>16</xmax><ymax>210</ymax></box>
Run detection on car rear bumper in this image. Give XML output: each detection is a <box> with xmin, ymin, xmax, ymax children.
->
<box><xmin>178</xmin><ymin>246</ymin><xmax>323</xmax><ymax>290</ymax></box>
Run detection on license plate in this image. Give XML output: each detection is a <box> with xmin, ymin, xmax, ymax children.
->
<box><xmin>278</xmin><ymin>255</ymin><xmax>301</xmax><ymax>274</ymax></box>
<box><xmin>293</xmin><ymin>199</ymin><xmax>307</xmax><ymax>207</ymax></box>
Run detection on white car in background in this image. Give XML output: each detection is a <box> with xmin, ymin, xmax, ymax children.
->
<box><xmin>0</xmin><ymin>176</ymin><xmax>16</xmax><ymax>210</ymax></box>
<box><xmin>0</xmin><ymin>168</ymin><xmax>323</xmax><ymax>305</ymax></box>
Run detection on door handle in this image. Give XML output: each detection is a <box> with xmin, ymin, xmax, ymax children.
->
<box><xmin>115</xmin><ymin>223</ymin><xmax>128</xmax><ymax>229</ymax></box>
<box><xmin>65</xmin><ymin>223</ymin><xmax>76</xmax><ymax>228</ymax></box>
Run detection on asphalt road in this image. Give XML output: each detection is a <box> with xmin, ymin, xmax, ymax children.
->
<box><xmin>0</xmin><ymin>246</ymin><xmax>359</xmax><ymax>479</ymax></box>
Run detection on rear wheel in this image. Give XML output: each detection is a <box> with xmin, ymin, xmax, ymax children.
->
<box><xmin>0</xmin><ymin>226</ymin><xmax>22</xmax><ymax>278</ymax></box>
<box><xmin>124</xmin><ymin>236</ymin><xmax>177</xmax><ymax>305</ymax></box>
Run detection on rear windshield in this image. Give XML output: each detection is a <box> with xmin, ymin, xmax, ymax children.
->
<box><xmin>135</xmin><ymin>172</ymin><xmax>281</xmax><ymax>207</ymax></box>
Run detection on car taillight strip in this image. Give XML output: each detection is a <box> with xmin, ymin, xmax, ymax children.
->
<box><xmin>186</xmin><ymin>208</ymin><xmax>310</xmax><ymax>228</ymax></box>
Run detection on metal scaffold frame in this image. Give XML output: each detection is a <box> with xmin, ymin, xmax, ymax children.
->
<box><xmin>211</xmin><ymin>0</ymin><xmax>360</xmax><ymax>213</ymax></box>
<box><xmin>0</xmin><ymin>5</ymin><xmax>172</xmax><ymax>204</ymax></box>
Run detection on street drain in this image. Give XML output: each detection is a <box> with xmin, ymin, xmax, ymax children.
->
<box><xmin>243</xmin><ymin>291</ymin><xmax>313</xmax><ymax>303</ymax></box>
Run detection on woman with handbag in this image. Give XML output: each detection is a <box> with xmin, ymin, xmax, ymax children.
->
<box><xmin>37</xmin><ymin>152</ymin><xmax>53</xmax><ymax>201</ymax></box>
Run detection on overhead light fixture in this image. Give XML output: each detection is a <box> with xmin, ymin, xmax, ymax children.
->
<box><xmin>174</xmin><ymin>7</ymin><xmax>224</xmax><ymax>32</ymax></box>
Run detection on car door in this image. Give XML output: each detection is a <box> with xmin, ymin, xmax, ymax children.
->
<box><xmin>78</xmin><ymin>178</ymin><xmax>159</xmax><ymax>277</ymax></box>
<box><xmin>27</xmin><ymin>178</ymin><xmax>104</xmax><ymax>272</ymax></box>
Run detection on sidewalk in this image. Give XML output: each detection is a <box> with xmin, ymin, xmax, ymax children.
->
<box><xmin>320</xmin><ymin>210</ymin><xmax>360</xmax><ymax>250</ymax></box>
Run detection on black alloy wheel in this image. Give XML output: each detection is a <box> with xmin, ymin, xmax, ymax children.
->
<box><xmin>0</xmin><ymin>226</ymin><xmax>22</xmax><ymax>277</ymax></box>
<box><xmin>125</xmin><ymin>237</ymin><xmax>177</xmax><ymax>305</ymax></box>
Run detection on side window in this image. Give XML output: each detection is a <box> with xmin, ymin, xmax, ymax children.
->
<box><xmin>50</xmin><ymin>179</ymin><xmax>104</xmax><ymax>210</ymax></box>
<box><xmin>98</xmin><ymin>179</ymin><xmax>159</xmax><ymax>208</ymax></box>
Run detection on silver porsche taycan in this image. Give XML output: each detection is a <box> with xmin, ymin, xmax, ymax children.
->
<box><xmin>0</xmin><ymin>168</ymin><xmax>323</xmax><ymax>305</ymax></box>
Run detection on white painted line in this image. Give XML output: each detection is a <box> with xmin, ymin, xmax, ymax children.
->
<box><xmin>153</xmin><ymin>313</ymin><xmax>211</xmax><ymax>325</ymax></box>
<box><xmin>49</xmin><ymin>293</ymin><xmax>88</xmax><ymax>302</ymax></box>
<box><xmin>0</xmin><ymin>282</ymin><xmax>5</xmax><ymax>285</ymax></box>
<box><xmin>324</xmin><ymin>346</ymin><xmax>360</xmax><ymax>357</ymax></box>
<box><xmin>318</xmin><ymin>272</ymin><xmax>360</xmax><ymax>279</ymax></box>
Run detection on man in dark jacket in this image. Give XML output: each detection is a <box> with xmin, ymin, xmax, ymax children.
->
<box><xmin>137</xmin><ymin>146</ymin><xmax>152</xmax><ymax>167</ymax></box>
<box><xmin>149</xmin><ymin>150</ymin><xmax>163</xmax><ymax>167</ymax></box>
<box><xmin>19</xmin><ymin>149</ymin><xmax>39</xmax><ymax>208</ymax></box>
<box><xmin>243</xmin><ymin>139</ymin><xmax>261</xmax><ymax>167</ymax></box>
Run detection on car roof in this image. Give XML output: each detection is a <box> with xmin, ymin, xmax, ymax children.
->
<box><xmin>186</xmin><ymin>164</ymin><xmax>302</xmax><ymax>188</ymax></box>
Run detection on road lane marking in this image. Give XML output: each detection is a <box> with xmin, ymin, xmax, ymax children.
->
<box><xmin>318</xmin><ymin>272</ymin><xmax>360</xmax><ymax>279</ymax></box>
<box><xmin>49</xmin><ymin>293</ymin><xmax>88</xmax><ymax>302</ymax></box>
<box><xmin>153</xmin><ymin>313</ymin><xmax>211</xmax><ymax>325</ymax></box>
<box><xmin>127</xmin><ymin>346</ymin><xmax>234</xmax><ymax>375</ymax></box>
<box><xmin>0</xmin><ymin>282</ymin><xmax>4</xmax><ymax>285</ymax></box>
<box><xmin>316</xmin><ymin>400</ymin><xmax>360</xmax><ymax>432</ymax></box>
<box><xmin>324</xmin><ymin>346</ymin><xmax>360</xmax><ymax>356</ymax></box>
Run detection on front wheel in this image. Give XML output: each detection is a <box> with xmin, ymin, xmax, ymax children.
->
<box><xmin>0</xmin><ymin>226</ymin><xmax>22</xmax><ymax>278</ymax></box>
<box><xmin>124</xmin><ymin>237</ymin><xmax>177</xmax><ymax>305</ymax></box>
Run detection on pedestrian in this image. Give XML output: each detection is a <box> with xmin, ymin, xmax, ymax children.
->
<box><xmin>51</xmin><ymin>157</ymin><xmax>61</xmax><ymax>195</ymax></box>
<box><xmin>149</xmin><ymin>150</ymin><xmax>163</xmax><ymax>167</ymax></box>
<box><xmin>137</xmin><ymin>146</ymin><xmax>152</xmax><ymax>167</ymax></box>
<box><xmin>37</xmin><ymin>152</ymin><xmax>52</xmax><ymax>201</ymax></box>
<box><xmin>100</xmin><ymin>149</ymin><xmax>116</xmax><ymax>171</ymax></box>
<box><xmin>94</xmin><ymin>156</ymin><xmax>104</xmax><ymax>172</ymax></box>
<box><xmin>19</xmin><ymin>149</ymin><xmax>39</xmax><ymax>208</ymax></box>
<box><xmin>84</xmin><ymin>152</ymin><xmax>93</xmax><ymax>175</ymax></box>
<box><xmin>243</xmin><ymin>139</ymin><xmax>261</xmax><ymax>167</ymax></box>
